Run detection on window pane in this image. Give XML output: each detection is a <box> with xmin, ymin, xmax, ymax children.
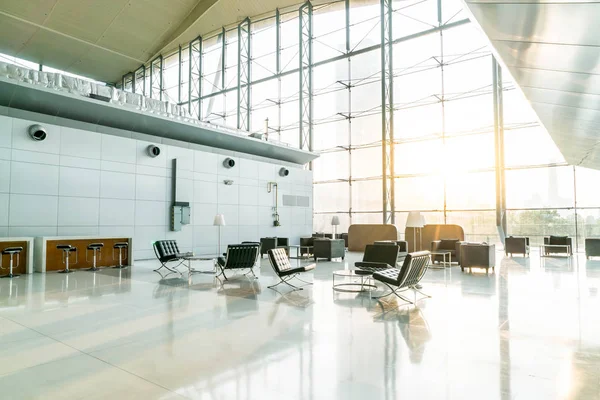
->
<box><xmin>395</xmin><ymin>176</ymin><xmax>444</xmax><ymax>211</ymax></box>
<box><xmin>352</xmin><ymin>179</ymin><xmax>382</xmax><ymax>211</ymax></box>
<box><xmin>446</xmin><ymin>210</ymin><xmax>500</xmax><ymax>244</ymax></box>
<box><xmin>352</xmin><ymin>147</ymin><xmax>382</xmax><ymax>179</ymax></box>
<box><xmin>446</xmin><ymin>171</ymin><xmax>495</xmax><ymax>210</ymax></box>
<box><xmin>507</xmin><ymin>209</ymin><xmax>576</xmax><ymax>246</ymax></box>
<box><xmin>314</xmin><ymin>182</ymin><xmax>349</xmax><ymax>212</ymax></box>
<box><xmin>313</xmin><ymin>151</ymin><xmax>349</xmax><ymax>181</ymax></box>
<box><xmin>504</xmin><ymin>126</ymin><xmax>566</xmax><ymax>167</ymax></box>
<box><xmin>576</xmin><ymin>167</ymin><xmax>600</xmax><ymax>208</ymax></box>
<box><xmin>506</xmin><ymin>166</ymin><xmax>574</xmax><ymax>209</ymax></box>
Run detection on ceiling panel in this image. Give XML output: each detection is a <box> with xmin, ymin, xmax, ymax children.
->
<box><xmin>73</xmin><ymin>47</ymin><xmax>141</xmax><ymax>83</ymax></box>
<box><xmin>0</xmin><ymin>0</ymin><xmax>58</xmax><ymax>25</ymax></box>
<box><xmin>523</xmin><ymin>87</ymin><xmax>600</xmax><ymax>112</ymax></box>
<box><xmin>512</xmin><ymin>67</ymin><xmax>600</xmax><ymax>96</ymax></box>
<box><xmin>0</xmin><ymin>14</ymin><xmax>38</xmax><ymax>55</ymax></box>
<box><xmin>493</xmin><ymin>40</ymin><xmax>600</xmax><ymax>75</ymax></box>
<box><xmin>465</xmin><ymin>0</ymin><xmax>600</xmax><ymax>168</ymax></box>
<box><xmin>18</xmin><ymin>29</ymin><xmax>91</xmax><ymax>70</ymax></box>
<box><xmin>44</xmin><ymin>0</ymin><xmax>129</xmax><ymax>43</ymax></box>
<box><xmin>468</xmin><ymin>3</ymin><xmax>600</xmax><ymax>46</ymax></box>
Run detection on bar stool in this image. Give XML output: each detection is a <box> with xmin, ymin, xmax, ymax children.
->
<box><xmin>86</xmin><ymin>243</ymin><xmax>104</xmax><ymax>272</ymax></box>
<box><xmin>57</xmin><ymin>244</ymin><xmax>77</xmax><ymax>274</ymax></box>
<box><xmin>1</xmin><ymin>247</ymin><xmax>23</xmax><ymax>279</ymax></box>
<box><xmin>112</xmin><ymin>242</ymin><xmax>128</xmax><ymax>269</ymax></box>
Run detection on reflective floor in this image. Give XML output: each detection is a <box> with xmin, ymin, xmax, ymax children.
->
<box><xmin>1</xmin><ymin>251</ymin><xmax>600</xmax><ymax>399</ymax></box>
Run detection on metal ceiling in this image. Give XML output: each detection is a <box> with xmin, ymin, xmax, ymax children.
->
<box><xmin>0</xmin><ymin>0</ymin><xmax>306</xmax><ymax>83</ymax></box>
<box><xmin>464</xmin><ymin>0</ymin><xmax>600</xmax><ymax>169</ymax></box>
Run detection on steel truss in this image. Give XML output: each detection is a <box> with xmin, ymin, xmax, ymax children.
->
<box><xmin>492</xmin><ymin>56</ymin><xmax>507</xmax><ymax>243</ymax></box>
<box><xmin>134</xmin><ymin>65</ymin><xmax>146</xmax><ymax>96</ymax></box>
<box><xmin>188</xmin><ymin>37</ymin><xmax>202</xmax><ymax>118</ymax></box>
<box><xmin>122</xmin><ymin>72</ymin><xmax>133</xmax><ymax>92</ymax></box>
<box><xmin>380</xmin><ymin>0</ymin><xmax>395</xmax><ymax>224</ymax></box>
<box><xmin>150</xmin><ymin>55</ymin><xmax>163</xmax><ymax>100</ymax></box>
<box><xmin>299</xmin><ymin>1</ymin><xmax>313</xmax><ymax>155</ymax></box>
<box><xmin>237</xmin><ymin>18</ymin><xmax>251</xmax><ymax>131</ymax></box>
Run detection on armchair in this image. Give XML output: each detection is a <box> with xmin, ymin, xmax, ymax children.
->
<box><xmin>313</xmin><ymin>239</ymin><xmax>345</xmax><ymax>261</ymax></box>
<box><xmin>460</xmin><ymin>243</ymin><xmax>496</xmax><ymax>272</ymax></box>
<box><xmin>267</xmin><ymin>248</ymin><xmax>316</xmax><ymax>292</ymax></box>
<box><xmin>260</xmin><ymin>237</ymin><xmax>289</xmax><ymax>258</ymax></box>
<box><xmin>431</xmin><ymin>239</ymin><xmax>461</xmax><ymax>264</ymax></box>
<box><xmin>585</xmin><ymin>238</ymin><xmax>600</xmax><ymax>259</ymax></box>
<box><xmin>505</xmin><ymin>236</ymin><xmax>529</xmax><ymax>257</ymax></box>
<box><xmin>543</xmin><ymin>236</ymin><xmax>573</xmax><ymax>256</ymax></box>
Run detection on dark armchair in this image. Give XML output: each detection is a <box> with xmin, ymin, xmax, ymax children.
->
<box><xmin>314</xmin><ymin>239</ymin><xmax>345</xmax><ymax>261</ymax></box>
<box><xmin>260</xmin><ymin>237</ymin><xmax>289</xmax><ymax>258</ymax></box>
<box><xmin>460</xmin><ymin>243</ymin><xmax>496</xmax><ymax>272</ymax></box>
<box><xmin>543</xmin><ymin>236</ymin><xmax>573</xmax><ymax>255</ymax></box>
<box><xmin>217</xmin><ymin>243</ymin><xmax>260</xmax><ymax>280</ymax></box>
<box><xmin>431</xmin><ymin>239</ymin><xmax>462</xmax><ymax>264</ymax></box>
<box><xmin>585</xmin><ymin>238</ymin><xmax>600</xmax><ymax>259</ymax></box>
<box><xmin>505</xmin><ymin>236</ymin><xmax>529</xmax><ymax>257</ymax></box>
<box><xmin>267</xmin><ymin>248</ymin><xmax>316</xmax><ymax>292</ymax></box>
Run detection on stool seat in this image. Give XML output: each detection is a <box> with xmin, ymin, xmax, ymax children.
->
<box><xmin>57</xmin><ymin>244</ymin><xmax>76</xmax><ymax>251</ymax></box>
<box><xmin>114</xmin><ymin>242</ymin><xmax>128</xmax><ymax>249</ymax></box>
<box><xmin>2</xmin><ymin>247</ymin><xmax>23</xmax><ymax>255</ymax></box>
<box><xmin>87</xmin><ymin>243</ymin><xmax>104</xmax><ymax>250</ymax></box>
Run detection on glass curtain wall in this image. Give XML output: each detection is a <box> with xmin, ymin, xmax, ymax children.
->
<box><xmin>120</xmin><ymin>0</ymin><xmax>600</xmax><ymax>251</ymax></box>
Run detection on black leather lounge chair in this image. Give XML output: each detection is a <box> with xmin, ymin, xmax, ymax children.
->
<box><xmin>267</xmin><ymin>248</ymin><xmax>316</xmax><ymax>292</ymax></box>
<box><xmin>153</xmin><ymin>240</ymin><xmax>193</xmax><ymax>273</ymax></box>
<box><xmin>354</xmin><ymin>244</ymin><xmax>400</xmax><ymax>275</ymax></box>
<box><xmin>216</xmin><ymin>243</ymin><xmax>260</xmax><ymax>280</ymax></box>
<box><xmin>371</xmin><ymin>251</ymin><xmax>431</xmax><ymax>305</ymax></box>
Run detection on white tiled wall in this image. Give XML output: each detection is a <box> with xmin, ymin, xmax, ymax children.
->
<box><xmin>0</xmin><ymin>115</ymin><xmax>313</xmax><ymax>259</ymax></box>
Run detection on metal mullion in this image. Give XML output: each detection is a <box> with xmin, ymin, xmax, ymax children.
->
<box><xmin>380</xmin><ymin>0</ymin><xmax>395</xmax><ymax>224</ymax></box>
<box><xmin>237</xmin><ymin>18</ymin><xmax>251</xmax><ymax>131</ymax></box>
<box><xmin>178</xmin><ymin>45</ymin><xmax>182</xmax><ymax>104</ymax></box>
<box><xmin>299</xmin><ymin>1</ymin><xmax>314</xmax><ymax>160</ymax></box>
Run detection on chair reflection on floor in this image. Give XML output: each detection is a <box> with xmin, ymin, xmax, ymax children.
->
<box><xmin>217</xmin><ymin>276</ymin><xmax>261</xmax><ymax>318</ymax></box>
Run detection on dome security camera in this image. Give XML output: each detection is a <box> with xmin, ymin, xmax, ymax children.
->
<box><xmin>28</xmin><ymin>124</ymin><xmax>47</xmax><ymax>141</ymax></box>
<box><xmin>279</xmin><ymin>167</ymin><xmax>290</xmax><ymax>177</ymax></box>
<box><xmin>147</xmin><ymin>145</ymin><xmax>161</xmax><ymax>157</ymax></box>
<box><xmin>223</xmin><ymin>158</ymin><xmax>235</xmax><ymax>168</ymax></box>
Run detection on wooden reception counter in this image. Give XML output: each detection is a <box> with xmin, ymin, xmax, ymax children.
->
<box><xmin>34</xmin><ymin>236</ymin><xmax>133</xmax><ymax>273</ymax></box>
<box><xmin>0</xmin><ymin>237</ymin><xmax>34</xmax><ymax>274</ymax></box>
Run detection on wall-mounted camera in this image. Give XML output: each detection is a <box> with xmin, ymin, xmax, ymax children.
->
<box><xmin>147</xmin><ymin>145</ymin><xmax>161</xmax><ymax>157</ymax></box>
<box><xmin>28</xmin><ymin>124</ymin><xmax>47</xmax><ymax>141</ymax></box>
<box><xmin>223</xmin><ymin>158</ymin><xmax>235</xmax><ymax>168</ymax></box>
<box><xmin>279</xmin><ymin>167</ymin><xmax>290</xmax><ymax>177</ymax></box>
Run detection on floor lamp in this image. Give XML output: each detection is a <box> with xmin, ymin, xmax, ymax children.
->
<box><xmin>406</xmin><ymin>211</ymin><xmax>424</xmax><ymax>252</ymax></box>
<box><xmin>213</xmin><ymin>214</ymin><xmax>226</xmax><ymax>254</ymax></box>
<box><xmin>331</xmin><ymin>216</ymin><xmax>340</xmax><ymax>238</ymax></box>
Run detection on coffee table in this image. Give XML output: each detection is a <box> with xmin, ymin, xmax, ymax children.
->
<box><xmin>332</xmin><ymin>270</ymin><xmax>377</xmax><ymax>293</ymax></box>
<box><xmin>430</xmin><ymin>251</ymin><xmax>451</xmax><ymax>269</ymax></box>
<box><xmin>186</xmin><ymin>255</ymin><xmax>219</xmax><ymax>274</ymax></box>
<box><xmin>540</xmin><ymin>244</ymin><xmax>571</xmax><ymax>258</ymax></box>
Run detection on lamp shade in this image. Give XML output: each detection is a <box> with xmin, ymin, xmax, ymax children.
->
<box><xmin>213</xmin><ymin>214</ymin><xmax>226</xmax><ymax>226</ymax></box>
<box><xmin>406</xmin><ymin>211</ymin><xmax>424</xmax><ymax>228</ymax></box>
<box><xmin>331</xmin><ymin>216</ymin><xmax>340</xmax><ymax>226</ymax></box>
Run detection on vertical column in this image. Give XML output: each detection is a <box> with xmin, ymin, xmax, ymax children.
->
<box><xmin>189</xmin><ymin>37</ymin><xmax>202</xmax><ymax>118</ymax></box>
<box><xmin>493</xmin><ymin>56</ymin><xmax>506</xmax><ymax>243</ymax></box>
<box><xmin>438</xmin><ymin>0</ymin><xmax>448</xmax><ymax>223</ymax></box>
<box><xmin>380</xmin><ymin>0</ymin><xmax>395</xmax><ymax>224</ymax></box>
<box><xmin>150</xmin><ymin>55</ymin><xmax>163</xmax><ymax>100</ymax></box>
<box><xmin>299</xmin><ymin>1</ymin><xmax>314</xmax><ymax>157</ymax></box>
<box><xmin>178</xmin><ymin>45</ymin><xmax>182</xmax><ymax>104</ymax></box>
<box><xmin>237</xmin><ymin>18</ymin><xmax>251</xmax><ymax>131</ymax></box>
<box><xmin>134</xmin><ymin>65</ymin><xmax>145</xmax><ymax>96</ymax></box>
<box><xmin>346</xmin><ymin>0</ymin><xmax>353</xmax><ymax>225</ymax></box>
<box><xmin>276</xmin><ymin>9</ymin><xmax>282</xmax><ymax>141</ymax></box>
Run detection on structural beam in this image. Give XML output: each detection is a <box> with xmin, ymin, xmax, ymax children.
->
<box><xmin>134</xmin><ymin>65</ymin><xmax>145</xmax><ymax>96</ymax></box>
<box><xmin>237</xmin><ymin>18</ymin><xmax>251</xmax><ymax>131</ymax></box>
<box><xmin>299</xmin><ymin>2</ymin><xmax>314</xmax><ymax>157</ymax></box>
<box><xmin>188</xmin><ymin>36</ymin><xmax>202</xmax><ymax>118</ymax></box>
<box><xmin>150</xmin><ymin>55</ymin><xmax>163</xmax><ymax>100</ymax></box>
<box><xmin>493</xmin><ymin>56</ymin><xmax>507</xmax><ymax>242</ymax></box>
<box><xmin>380</xmin><ymin>0</ymin><xmax>395</xmax><ymax>224</ymax></box>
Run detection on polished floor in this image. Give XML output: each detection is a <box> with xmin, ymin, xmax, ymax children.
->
<box><xmin>1</xmin><ymin>251</ymin><xmax>599</xmax><ymax>400</ymax></box>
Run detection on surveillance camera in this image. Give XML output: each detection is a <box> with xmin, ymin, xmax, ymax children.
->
<box><xmin>223</xmin><ymin>158</ymin><xmax>235</xmax><ymax>168</ymax></box>
<box><xmin>279</xmin><ymin>167</ymin><xmax>290</xmax><ymax>177</ymax></box>
<box><xmin>28</xmin><ymin>124</ymin><xmax>47</xmax><ymax>141</ymax></box>
<box><xmin>147</xmin><ymin>145</ymin><xmax>161</xmax><ymax>157</ymax></box>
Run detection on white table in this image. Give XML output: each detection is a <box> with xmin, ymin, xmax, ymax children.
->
<box><xmin>430</xmin><ymin>251</ymin><xmax>451</xmax><ymax>269</ymax></box>
<box><xmin>540</xmin><ymin>244</ymin><xmax>571</xmax><ymax>258</ymax></box>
